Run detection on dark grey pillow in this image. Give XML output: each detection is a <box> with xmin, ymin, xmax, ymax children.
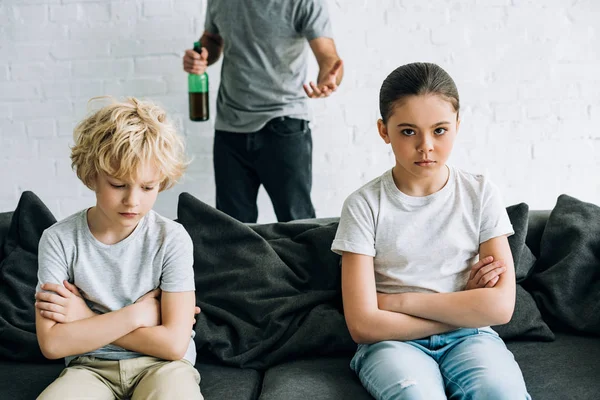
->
<box><xmin>492</xmin><ymin>203</ymin><xmax>555</xmax><ymax>341</ymax></box>
<box><xmin>178</xmin><ymin>192</ymin><xmax>355</xmax><ymax>369</ymax></box>
<box><xmin>0</xmin><ymin>191</ymin><xmax>57</xmax><ymax>361</ymax></box>
<box><xmin>525</xmin><ymin>194</ymin><xmax>600</xmax><ymax>335</ymax></box>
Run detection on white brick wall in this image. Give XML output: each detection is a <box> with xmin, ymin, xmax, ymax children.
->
<box><xmin>1</xmin><ymin>0</ymin><xmax>599</xmax><ymax>222</ymax></box>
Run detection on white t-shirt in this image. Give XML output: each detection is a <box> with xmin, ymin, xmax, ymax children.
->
<box><xmin>37</xmin><ymin>209</ymin><xmax>196</xmax><ymax>366</ymax></box>
<box><xmin>331</xmin><ymin>165</ymin><xmax>514</xmax><ymax>294</ymax></box>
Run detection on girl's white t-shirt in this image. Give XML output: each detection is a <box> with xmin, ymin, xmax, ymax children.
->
<box><xmin>331</xmin><ymin>165</ymin><xmax>514</xmax><ymax>294</ymax></box>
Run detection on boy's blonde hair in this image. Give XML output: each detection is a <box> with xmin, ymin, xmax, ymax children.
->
<box><xmin>71</xmin><ymin>97</ymin><xmax>188</xmax><ymax>191</ymax></box>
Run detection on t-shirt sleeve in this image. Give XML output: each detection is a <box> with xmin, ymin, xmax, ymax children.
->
<box><xmin>160</xmin><ymin>225</ymin><xmax>195</xmax><ymax>293</ymax></box>
<box><xmin>479</xmin><ymin>178</ymin><xmax>514</xmax><ymax>244</ymax></box>
<box><xmin>331</xmin><ymin>193</ymin><xmax>376</xmax><ymax>257</ymax></box>
<box><xmin>295</xmin><ymin>0</ymin><xmax>333</xmax><ymax>40</ymax></box>
<box><xmin>204</xmin><ymin>3</ymin><xmax>219</xmax><ymax>35</ymax></box>
<box><xmin>37</xmin><ymin>230</ymin><xmax>70</xmax><ymax>293</ymax></box>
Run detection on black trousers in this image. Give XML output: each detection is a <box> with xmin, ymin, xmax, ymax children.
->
<box><xmin>213</xmin><ymin>116</ymin><xmax>316</xmax><ymax>223</ymax></box>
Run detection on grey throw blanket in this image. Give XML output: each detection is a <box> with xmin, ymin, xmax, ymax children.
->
<box><xmin>177</xmin><ymin>193</ymin><xmax>356</xmax><ymax>369</ymax></box>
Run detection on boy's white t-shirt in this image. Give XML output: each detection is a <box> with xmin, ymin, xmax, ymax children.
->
<box><xmin>331</xmin><ymin>165</ymin><xmax>514</xmax><ymax>294</ymax></box>
<box><xmin>37</xmin><ymin>209</ymin><xmax>196</xmax><ymax>366</ymax></box>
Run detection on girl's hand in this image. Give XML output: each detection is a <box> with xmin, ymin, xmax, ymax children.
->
<box><xmin>465</xmin><ymin>256</ymin><xmax>507</xmax><ymax>290</ymax></box>
<box><xmin>35</xmin><ymin>281</ymin><xmax>95</xmax><ymax>323</ymax></box>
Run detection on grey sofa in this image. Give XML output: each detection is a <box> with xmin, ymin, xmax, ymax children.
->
<box><xmin>0</xmin><ymin>194</ymin><xmax>599</xmax><ymax>400</ymax></box>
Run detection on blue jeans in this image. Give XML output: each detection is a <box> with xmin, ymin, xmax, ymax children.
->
<box><xmin>213</xmin><ymin>117</ymin><xmax>315</xmax><ymax>223</ymax></box>
<box><xmin>350</xmin><ymin>328</ymin><xmax>531</xmax><ymax>400</ymax></box>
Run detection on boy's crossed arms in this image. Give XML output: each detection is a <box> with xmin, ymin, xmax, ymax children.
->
<box><xmin>35</xmin><ymin>281</ymin><xmax>200</xmax><ymax>361</ymax></box>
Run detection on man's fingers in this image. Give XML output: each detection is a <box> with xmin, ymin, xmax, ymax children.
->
<box><xmin>185</xmin><ymin>49</ymin><xmax>200</xmax><ymax>60</ymax></box>
<box><xmin>200</xmin><ymin>47</ymin><xmax>208</xmax><ymax>60</ymax></box>
<box><xmin>303</xmin><ymin>84</ymin><xmax>312</xmax><ymax>97</ymax></box>
<box><xmin>63</xmin><ymin>280</ymin><xmax>82</xmax><ymax>297</ymax></box>
<box><xmin>309</xmin><ymin>81</ymin><xmax>322</xmax><ymax>97</ymax></box>
<box><xmin>195</xmin><ymin>306</ymin><xmax>201</xmax><ymax>315</ymax></box>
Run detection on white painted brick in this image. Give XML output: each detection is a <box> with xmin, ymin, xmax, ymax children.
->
<box><xmin>80</xmin><ymin>3</ymin><xmax>111</xmax><ymax>21</ymax></box>
<box><xmin>494</xmin><ymin>103</ymin><xmax>524</xmax><ymax>122</ymax></box>
<box><xmin>12</xmin><ymin>100</ymin><xmax>73</xmax><ymax>118</ymax></box>
<box><xmin>50</xmin><ymin>41</ymin><xmax>111</xmax><ymax>60</ymax></box>
<box><xmin>37</xmin><ymin>137</ymin><xmax>73</xmax><ymax>160</ymax></box>
<box><xmin>0</xmin><ymin>138</ymin><xmax>37</xmax><ymax>160</ymax></box>
<box><xmin>143</xmin><ymin>1</ymin><xmax>173</xmax><ymax>17</ymax></box>
<box><xmin>3</xmin><ymin>0</ymin><xmax>59</xmax><ymax>4</ymax></box>
<box><xmin>134</xmin><ymin>18</ymin><xmax>194</xmax><ymax>39</ymax></box>
<box><xmin>104</xmin><ymin>78</ymin><xmax>168</xmax><ymax>97</ymax></box>
<box><xmin>13</xmin><ymin>4</ymin><xmax>48</xmax><ymax>23</ymax></box>
<box><xmin>0</xmin><ymin>65</ymin><xmax>7</xmax><ymax>82</ymax></box>
<box><xmin>0</xmin><ymin>6</ymin><xmax>10</xmax><ymax>26</ymax></box>
<box><xmin>110</xmin><ymin>38</ymin><xmax>187</xmax><ymax>57</ymax></box>
<box><xmin>557</xmin><ymin>101</ymin><xmax>591</xmax><ymax>120</ymax></box>
<box><xmin>173</xmin><ymin>1</ymin><xmax>203</xmax><ymax>18</ymax></box>
<box><xmin>9</xmin><ymin>23</ymin><xmax>68</xmax><ymax>42</ymax></box>
<box><xmin>72</xmin><ymin>59</ymin><xmax>134</xmax><ymax>79</ymax></box>
<box><xmin>26</xmin><ymin>119</ymin><xmax>56</xmax><ymax>138</ymax></box>
<box><xmin>69</xmin><ymin>24</ymin><xmax>134</xmax><ymax>41</ymax></box>
<box><xmin>42</xmin><ymin>80</ymin><xmax>104</xmax><ymax>99</ymax></box>
<box><xmin>0</xmin><ymin>44</ymin><xmax>50</xmax><ymax>63</ymax></box>
<box><xmin>10</xmin><ymin>62</ymin><xmax>71</xmax><ymax>81</ymax></box>
<box><xmin>110</xmin><ymin>1</ymin><xmax>139</xmax><ymax>20</ymax></box>
<box><xmin>0</xmin><ymin>105</ymin><xmax>11</xmax><ymax>118</ymax></box>
<box><xmin>49</xmin><ymin>4</ymin><xmax>79</xmax><ymax>23</ymax></box>
<box><xmin>0</xmin><ymin>82</ymin><xmax>39</xmax><ymax>100</ymax></box>
<box><xmin>0</xmin><ymin>120</ymin><xmax>26</xmax><ymax>138</ymax></box>
<box><xmin>57</xmin><ymin>117</ymin><xmax>78</xmax><ymax>137</ymax></box>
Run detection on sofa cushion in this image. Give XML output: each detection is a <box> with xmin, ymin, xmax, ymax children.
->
<box><xmin>492</xmin><ymin>203</ymin><xmax>554</xmax><ymax>341</ymax></box>
<box><xmin>258</xmin><ymin>357</ymin><xmax>372</xmax><ymax>400</ymax></box>
<box><xmin>526</xmin><ymin>194</ymin><xmax>600</xmax><ymax>334</ymax></box>
<box><xmin>0</xmin><ymin>191</ymin><xmax>56</xmax><ymax>362</ymax></box>
<box><xmin>0</xmin><ymin>360</ymin><xmax>262</xmax><ymax>400</ymax></box>
<box><xmin>507</xmin><ymin>333</ymin><xmax>600</xmax><ymax>400</ymax></box>
<box><xmin>177</xmin><ymin>193</ymin><xmax>356</xmax><ymax>370</ymax></box>
<box><xmin>0</xmin><ymin>211</ymin><xmax>13</xmax><ymax>263</ymax></box>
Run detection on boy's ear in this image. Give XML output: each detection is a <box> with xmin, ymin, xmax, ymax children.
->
<box><xmin>377</xmin><ymin>119</ymin><xmax>391</xmax><ymax>144</ymax></box>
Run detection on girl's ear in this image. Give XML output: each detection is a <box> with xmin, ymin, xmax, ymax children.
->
<box><xmin>377</xmin><ymin>119</ymin><xmax>390</xmax><ymax>144</ymax></box>
<box><xmin>456</xmin><ymin>117</ymin><xmax>461</xmax><ymax>133</ymax></box>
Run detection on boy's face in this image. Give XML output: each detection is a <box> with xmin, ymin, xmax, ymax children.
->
<box><xmin>93</xmin><ymin>162</ymin><xmax>162</xmax><ymax>233</ymax></box>
<box><xmin>377</xmin><ymin>94</ymin><xmax>459</xmax><ymax>183</ymax></box>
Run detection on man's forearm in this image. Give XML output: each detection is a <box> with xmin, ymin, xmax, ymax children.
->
<box><xmin>39</xmin><ymin>305</ymin><xmax>141</xmax><ymax>360</ymax></box>
<box><xmin>318</xmin><ymin>57</ymin><xmax>344</xmax><ymax>85</ymax></box>
<box><xmin>383</xmin><ymin>289</ymin><xmax>513</xmax><ymax>328</ymax></box>
<box><xmin>200</xmin><ymin>35</ymin><xmax>223</xmax><ymax>65</ymax></box>
<box><xmin>113</xmin><ymin>325</ymin><xmax>191</xmax><ymax>361</ymax></box>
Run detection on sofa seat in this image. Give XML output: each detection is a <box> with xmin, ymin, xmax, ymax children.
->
<box><xmin>508</xmin><ymin>333</ymin><xmax>600</xmax><ymax>400</ymax></box>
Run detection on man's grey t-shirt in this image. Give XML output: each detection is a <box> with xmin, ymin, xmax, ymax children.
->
<box><xmin>205</xmin><ymin>0</ymin><xmax>333</xmax><ymax>133</ymax></box>
<box><xmin>37</xmin><ymin>209</ymin><xmax>196</xmax><ymax>366</ymax></box>
<box><xmin>331</xmin><ymin>166</ymin><xmax>514</xmax><ymax>294</ymax></box>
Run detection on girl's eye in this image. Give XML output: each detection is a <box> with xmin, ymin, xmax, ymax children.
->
<box><xmin>434</xmin><ymin>127</ymin><xmax>447</xmax><ymax>135</ymax></box>
<box><xmin>401</xmin><ymin>129</ymin><xmax>416</xmax><ymax>136</ymax></box>
<box><xmin>143</xmin><ymin>187</ymin><xmax>155</xmax><ymax>191</ymax></box>
<box><xmin>110</xmin><ymin>183</ymin><xmax>125</xmax><ymax>189</ymax></box>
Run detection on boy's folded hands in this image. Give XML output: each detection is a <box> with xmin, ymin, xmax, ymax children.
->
<box><xmin>35</xmin><ymin>282</ymin><xmax>201</xmax><ymax>326</ymax></box>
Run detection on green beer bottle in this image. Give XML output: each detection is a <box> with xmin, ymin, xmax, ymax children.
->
<box><xmin>188</xmin><ymin>41</ymin><xmax>209</xmax><ymax>121</ymax></box>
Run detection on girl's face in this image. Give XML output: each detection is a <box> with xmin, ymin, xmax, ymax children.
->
<box><xmin>378</xmin><ymin>94</ymin><xmax>459</xmax><ymax>190</ymax></box>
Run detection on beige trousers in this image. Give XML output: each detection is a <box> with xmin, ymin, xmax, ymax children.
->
<box><xmin>37</xmin><ymin>355</ymin><xmax>203</xmax><ymax>400</ymax></box>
